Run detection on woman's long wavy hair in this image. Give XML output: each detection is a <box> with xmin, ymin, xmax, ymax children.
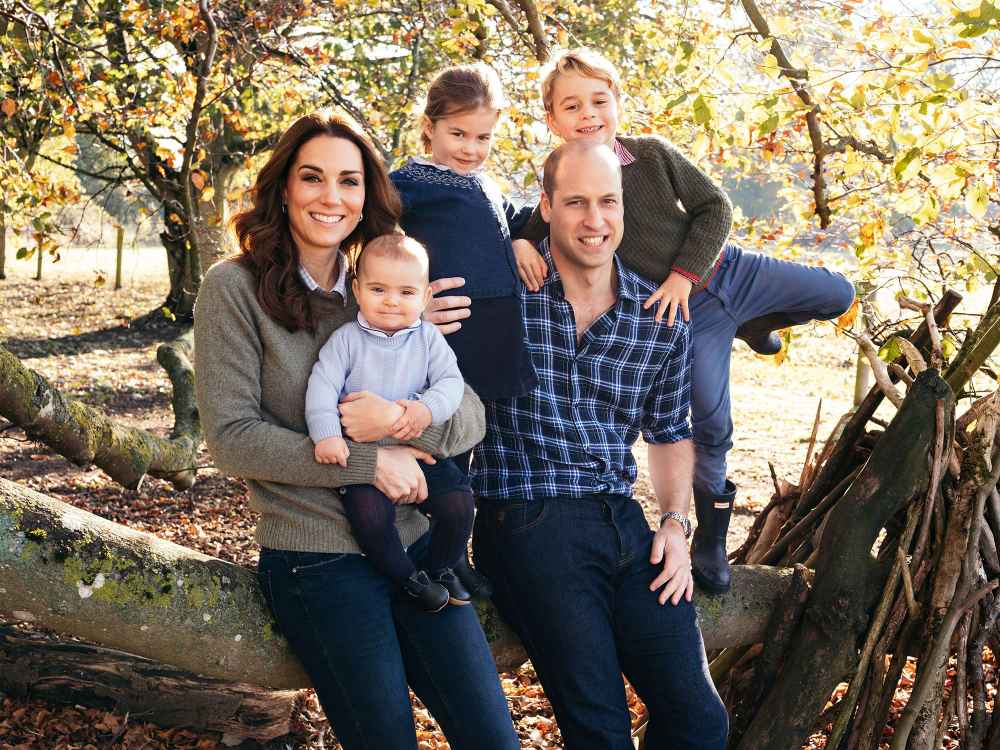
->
<box><xmin>233</xmin><ymin>112</ymin><xmax>401</xmax><ymax>332</ymax></box>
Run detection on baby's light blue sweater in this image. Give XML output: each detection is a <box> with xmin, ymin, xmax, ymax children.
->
<box><xmin>305</xmin><ymin>316</ymin><xmax>465</xmax><ymax>445</ymax></box>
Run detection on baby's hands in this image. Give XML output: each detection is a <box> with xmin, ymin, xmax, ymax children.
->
<box><xmin>513</xmin><ymin>239</ymin><xmax>548</xmax><ymax>292</ymax></box>
<box><xmin>391</xmin><ymin>399</ymin><xmax>433</xmax><ymax>441</ymax></box>
<box><xmin>644</xmin><ymin>271</ymin><xmax>694</xmax><ymax>326</ymax></box>
<box><xmin>315</xmin><ymin>436</ymin><xmax>350</xmax><ymax>467</ymax></box>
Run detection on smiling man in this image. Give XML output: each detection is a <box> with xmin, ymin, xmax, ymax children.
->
<box><xmin>472</xmin><ymin>140</ymin><xmax>728</xmax><ymax>749</ymax></box>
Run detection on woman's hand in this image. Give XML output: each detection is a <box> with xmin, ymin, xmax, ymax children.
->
<box><xmin>339</xmin><ymin>391</ymin><xmax>405</xmax><ymax>443</ymax></box>
<box><xmin>644</xmin><ymin>271</ymin><xmax>693</xmax><ymax>326</ymax></box>
<box><xmin>374</xmin><ymin>446</ymin><xmax>436</xmax><ymax>503</ymax></box>
<box><xmin>513</xmin><ymin>239</ymin><xmax>548</xmax><ymax>292</ymax></box>
<box><xmin>424</xmin><ymin>277</ymin><xmax>471</xmax><ymax>335</ymax></box>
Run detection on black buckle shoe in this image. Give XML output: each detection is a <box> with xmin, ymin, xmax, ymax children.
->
<box><xmin>401</xmin><ymin>570</ymin><xmax>449</xmax><ymax>613</ymax></box>
<box><xmin>454</xmin><ymin>553</ymin><xmax>494</xmax><ymax>599</ymax></box>
<box><xmin>433</xmin><ymin>568</ymin><xmax>472</xmax><ymax>606</ymax></box>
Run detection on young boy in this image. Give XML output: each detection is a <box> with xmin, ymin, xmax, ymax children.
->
<box><xmin>305</xmin><ymin>234</ymin><xmax>474</xmax><ymax>612</ymax></box>
<box><xmin>513</xmin><ymin>48</ymin><xmax>855</xmax><ymax>593</ymax></box>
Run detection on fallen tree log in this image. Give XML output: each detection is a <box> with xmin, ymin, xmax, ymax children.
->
<box><xmin>0</xmin><ymin>477</ymin><xmax>796</xmax><ymax>688</ymax></box>
<box><xmin>0</xmin><ymin>623</ymin><xmax>297</xmax><ymax>744</ymax></box>
<box><xmin>0</xmin><ymin>334</ymin><xmax>199</xmax><ymax>491</ymax></box>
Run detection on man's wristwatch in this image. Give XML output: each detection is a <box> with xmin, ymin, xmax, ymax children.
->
<box><xmin>660</xmin><ymin>511</ymin><xmax>692</xmax><ymax>539</ymax></box>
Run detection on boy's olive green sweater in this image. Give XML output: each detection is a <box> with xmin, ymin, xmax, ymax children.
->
<box><xmin>194</xmin><ymin>260</ymin><xmax>486</xmax><ymax>554</ymax></box>
<box><xmin>520</xmin><ymin>135</ymin><xmax>733</xmax><ymax>289</ymax></box>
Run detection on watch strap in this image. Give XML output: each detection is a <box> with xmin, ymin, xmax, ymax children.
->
<box><xmin>660</xmin><ymin>511</ymin><xmax>692</xmax><ymax>539</ymax></box>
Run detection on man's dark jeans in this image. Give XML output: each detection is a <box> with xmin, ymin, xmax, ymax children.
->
<box><xmin>258</xmin><ymin>532</ymin><xmax>518</xmax><ymax>750</ymax></box>
<box><xmin>474</xmin><ymin>494</ymin><xmax>728</xmax><ymax>750</ymax></box>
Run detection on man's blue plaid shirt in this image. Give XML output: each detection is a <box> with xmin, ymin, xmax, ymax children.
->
<box><xmin>472</xmin><ymin>238</ymin><xmax>694</xmax><ymax>501</ymax></box>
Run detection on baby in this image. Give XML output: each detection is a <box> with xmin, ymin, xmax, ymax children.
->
<box><xmin>305</xmin><ymin>234</ymin><xmax>474</xmax><ymax>612</ymax></box>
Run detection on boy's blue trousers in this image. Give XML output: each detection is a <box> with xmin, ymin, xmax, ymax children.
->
<box><xmin>689</xmin><ymin>244</ymin><xmax>855</xmax><ymax>496</ymax></box>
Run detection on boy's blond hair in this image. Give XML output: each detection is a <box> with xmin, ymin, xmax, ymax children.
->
<box><xmin>540</xmin><ymin>48</ymin><xmax>623</xmax><ymax>113</ymax></box>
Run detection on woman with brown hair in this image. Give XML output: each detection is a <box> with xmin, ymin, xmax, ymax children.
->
<box><xmin>193</xmin><ymin>111</ymin><xmax>518</xmax><ymax>750</ymax></box>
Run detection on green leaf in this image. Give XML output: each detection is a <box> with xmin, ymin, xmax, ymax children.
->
<box><xmin>942</xmin><ymin>334</ymin><xmax>958</xmax><ymax>362</ymax></box>
<box><xmin>692</xmin><ymin>94</ymin><xmax>712</xmax><ymax>126</ymax></box>
<box><xmin>758</xmin><ymin>112</ymin><xmax>779</xmax><ymax>136</ymax></box>
<box><xmin>958</xmin><ymin>22</ymin><xmax>992</xmax><ymax>37</ymax></box>
<box><xmin>15</xmin><ymin>247</ymin><xmax>27</xmax><ymax>260</ymax></box>
<box><xmin>878</xmin><ymin>336</ymin><xmax>904</xmax><ymax>363</ymax></box>
<box><xmin>893</xmin><ymin>147</ymin><xmax>921</xmax><ymax>181</ymax></box>
<box><xmin>663</xmin><ymin>92</ymin><xmax>688</xmax><ymax>110</ymax></box>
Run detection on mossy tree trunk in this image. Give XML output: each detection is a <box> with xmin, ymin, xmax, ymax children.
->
<box><xmin>0</xmin><ymin>478</ymin><xmax>796</xmax><ymax>687</ymax></box>
<box><xmin>0</xmin><ymin>333</ymin><xmax>199</xmax><ymax>491</ymax></box>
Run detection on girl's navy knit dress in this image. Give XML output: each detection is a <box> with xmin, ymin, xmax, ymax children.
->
<box><xmin>390</xmin><ymin>159</ymin><xmax>538</xmax><ymax>401</ymax></box>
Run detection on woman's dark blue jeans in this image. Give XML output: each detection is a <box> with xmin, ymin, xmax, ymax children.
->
<box><xmin>257</xmin><ymin>533</ymin><xmax>518</xmax><ymax>750</ymax></box>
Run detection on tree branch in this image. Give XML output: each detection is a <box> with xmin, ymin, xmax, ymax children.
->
<box><xmin>513</xmin><ymin>0</ymin><xmax>549</xmax><ymax>62</ymax></box>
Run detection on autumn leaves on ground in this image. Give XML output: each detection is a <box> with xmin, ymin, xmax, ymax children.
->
<box><xmin>0</xmin><ymin>253</ymin><xmax>895</xmax><ymax>750</ymax></box>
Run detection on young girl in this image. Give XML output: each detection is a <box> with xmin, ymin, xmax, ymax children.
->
<box><xmin>512</xmin><ymin>48</ymin><xmax>856</xmax><ymax>594</ymax></box>
<box><xmin>390</xmin><ymin>63</ymin><xmax>537</xmax><ymax>595</ymax></box>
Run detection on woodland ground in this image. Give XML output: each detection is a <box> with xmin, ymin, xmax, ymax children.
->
<box><xmin>0</xmin><ymin>247</ymin><xmax>942</xmax><ymax>749</ymax></box>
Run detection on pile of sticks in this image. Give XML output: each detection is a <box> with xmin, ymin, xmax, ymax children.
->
<box><xmin>715</xmin><ymin>289</ymin><xmax>1000</xmax><ymax>750</ymax></box>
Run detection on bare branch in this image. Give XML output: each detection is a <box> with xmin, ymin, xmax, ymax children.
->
<box><xmin>513</xmin><ymin>0</ymin><xmax>549</xmax><ymax>62</ymax></box>
<box><xmin>858</xmin><ymin>335</ymin><xmax>904</xmax><ymax>407</ymax></box>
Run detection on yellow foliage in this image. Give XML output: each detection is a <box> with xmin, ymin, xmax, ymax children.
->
<box><xmin>966</xmin><ymin>181</ymin><xmax>990</xmax><ymax>219</ymax></box>
<box><xmin>836</xmin><ymin>300</ymin><xmax>860</xmax><ymax>334</ymax></box>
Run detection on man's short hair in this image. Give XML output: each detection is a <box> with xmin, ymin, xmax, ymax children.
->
<box><xmin>542</xmin><ymin>140</ymin><xmax>622</xmax><ymax>197</ymax></box>
<box><xmin>540</xmin><ymin>48</ymin><xmax>623</xmax><ymax>113</ymax></box>
<box><xmin>355</xmin><ymin>233</ymin><xmax>429</xmax><ymax>282</ymax></box>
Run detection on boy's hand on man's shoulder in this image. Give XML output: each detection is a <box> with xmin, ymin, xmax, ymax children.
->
<box><xmin>644</xmin><ymin>271</ymin><xmax>693</xmax><ymax>327</ymax></box>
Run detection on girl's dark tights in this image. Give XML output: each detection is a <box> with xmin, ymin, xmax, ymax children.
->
<box><xmin>340</xmin><ymin>485</ymin><xmax>475</xmax><ymax>584</ymax></box>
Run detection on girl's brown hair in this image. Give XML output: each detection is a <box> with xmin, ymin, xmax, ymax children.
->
<box><xmin>233</xmin><ymin>111</ymin><xmax>401</xmax><ymax>332</ymax></box>
<box><xmin>421</xmin><ymin>63</ymin><xmax>505</xmax><ymax>151</ymax></box>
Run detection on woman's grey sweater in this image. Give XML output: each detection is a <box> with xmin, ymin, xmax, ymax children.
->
<box><xmin>193</xmin><ymin>260</ymin><xmax>485</xmax><ymax>554</ymax></box>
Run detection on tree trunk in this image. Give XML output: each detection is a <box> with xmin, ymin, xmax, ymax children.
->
<box><xmin>193</xmin><ymin>161</ymin><xmax>238</xmax><ymax>275</ymax></box>
<box><xmin>161</xmin><ymin>183</ymin><xmax>199</xmax><ymax>321</ymax></box>
<box><xmin>1</xmin><ymin>212</ymin><xmax>6</xmax><ymax>280</ymax></box>
<box><xmin>163</xmin><ymin>233</ymin><xmax>198</xmax><ymax>321</ymax></box>
<box><xmin>0</xmin><ymin>334</ymin><xmax>199</xmax><ymax>491</ymax></box>
<box><xmin>0</xmin><ymin>478</ymin><xmax>799</xmax><ymax>689</ymax></box>
<box><xmin>735</xmin><ymin>369</ymin><xmax>954</xmax><ymax>750</ymax></box>
<box><xmin>0</xmin><ymin>623</ymin><xmax>296</xmax><ymax>743</ymax></box>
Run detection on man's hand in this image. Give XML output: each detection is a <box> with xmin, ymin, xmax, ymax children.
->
<box><xmin>374</xmin><ymin>446</ymin><xmax>436</xmax><ymax>504</ymax></box>
<box><xmin>391</xmin><ymin>399</ymin><xmax>433</xmax><ymax>441</ymax></box>
<box><xmin>339</xmin><ymin>391</ymin><xmax>404</xmax><ymax>443</ymax></box>
<box><xmin>513</xmin><ymin>239</ymin><xmax>548</xmax><ymax>292</ymax></box>
<box><xmin>424</xmin><ymin>277</ymin><xmax>471</xmax><ymax>335</ymax></box>
<box><xmin>648</xmin><ymin>520</ymin><xmax>694</xmax><ymax>605</ymax></box>
<box><xmin>314</xmin><ymin>436</ymin><xmax>350</xmax><ymax>467</ymax></box>
<box><xmin>644</xmin><ymin>271</ymin><xmax>693</xmax><ymax>326</ymax></box>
